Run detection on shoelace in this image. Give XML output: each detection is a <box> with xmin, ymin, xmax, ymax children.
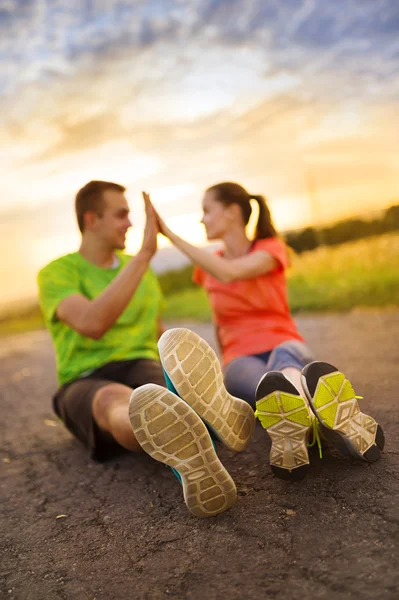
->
<box><xmin>307</xmin><ymin>418</ymin><xmax>323</xmax><ymax>458</ymax></box>
<box><xmin>307</xmin><ymin>395</ymin><xmax>363</xmax><ymax>459</ymax></box>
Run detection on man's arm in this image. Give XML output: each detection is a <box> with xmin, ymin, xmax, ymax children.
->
<box><xmin>57</xmin><ymin>250</ymin><xmax>153</xmax><ymax>339</ymax></box>
<box><xmin>57</xmin><ymin>196</ymin><xmax>158</xmax><ymax>340</ymax></box>
<box><xmin>157</xmin><ymin>317</ymin><xmax>165</xmax><ymax>340</ymax></box>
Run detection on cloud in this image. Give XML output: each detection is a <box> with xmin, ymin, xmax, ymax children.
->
<box><xmin>1</xmin><ymin>0</ymin><xmax>398</xmax><ymax>97</ymax></box>
<box><xmin>1</xmin><ymin>0</ymin><xmax>399</xmax><ymax>309</ymax></box>
<box><xmin>0</xmin><ymin>0</ymin><xmax>398</xmax><ymax>213</ymax></box>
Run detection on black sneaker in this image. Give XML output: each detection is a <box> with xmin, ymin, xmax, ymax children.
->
<box><xmin>301</xmin><ymin>361</ymin><xmax>385</xmax><ymax>462</ymax></box>
<box><xmin>255</xmin><ymin>371</ymin><xmax>313</xmax><ymax>480</ymax></box>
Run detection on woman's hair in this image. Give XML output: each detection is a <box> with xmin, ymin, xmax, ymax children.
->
<box><xmin>206</xmin><ymin>182</ymin><xmax>277</xmax><ymax>239</ymax></box>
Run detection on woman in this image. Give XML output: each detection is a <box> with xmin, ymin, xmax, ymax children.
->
<box><xmin>148</xmin><ymin>183</ymin><xmax>384</xmax><ymax>480</ymax></box>
<box><xmin>152</xmin><ymin>182</ymin><xmax>312</xmax><ymax>404</ymax></box>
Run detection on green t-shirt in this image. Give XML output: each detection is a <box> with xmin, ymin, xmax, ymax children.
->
<box><xmin>37</xmin><ymin>252</ymin><xmax>162</xmax><ymax>386</ymax></box>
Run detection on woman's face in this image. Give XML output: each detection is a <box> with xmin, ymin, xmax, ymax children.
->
<box><xmin>201</xmin><ymin>190</ymin><xmax>231</xmax><ymax>240</ymax></box>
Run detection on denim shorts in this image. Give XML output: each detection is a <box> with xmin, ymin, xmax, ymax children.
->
<box><xmin>223</xmin><ymin>340</ymin><xmax>314</xmax><ymax>406</ymax></box>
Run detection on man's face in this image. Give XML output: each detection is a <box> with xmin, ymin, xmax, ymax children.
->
<box><xmin>92</xmin><ymin>190</ymin><xmax>132</xmax><ymax>250</ymax></box>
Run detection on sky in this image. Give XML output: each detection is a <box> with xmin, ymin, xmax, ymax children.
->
<box><xmin>0</xmin><ymin>0</ymin><xmax>398</xmax><ymax>307</ymax></box>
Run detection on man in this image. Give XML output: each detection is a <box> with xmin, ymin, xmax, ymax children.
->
<box><xmin>38</xmin><ymin>180</ymin><xmax>257</xmax><ymax>519</ymax></box>
<box><xmin>38</xmin><ymin>180</ymin><xmax>166</xmax><ymax>461</ymax></box>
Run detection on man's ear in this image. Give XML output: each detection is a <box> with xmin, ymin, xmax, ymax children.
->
<box><xmin>83</xmin><ymin>211</ymin><xmax>98</xmax><ymax>230</ymax></box>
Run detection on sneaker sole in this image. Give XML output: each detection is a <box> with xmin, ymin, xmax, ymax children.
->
<box><xmin>256</xmin><ymin>372</ymin><xmax>312</xmax><ymax>480</ymax></box>
<box><xmin>158</xmin><ymin>328</ymin><xmax>255</xmax><ymax>452</ymax></box>
<box><xmin>129</xmin><ymin>384</ymin><xmax>237</xmax><ymax>518</ymax></box>
<box><xmin>301</xmin><ymin>364</ymin><xmax>385</xmax><ymax>462</ymax></box>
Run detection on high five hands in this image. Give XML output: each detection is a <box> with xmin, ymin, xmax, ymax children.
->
<box><xmin>142</xmin><ymin>191</ymin><xmax>172</xmax><ymax>240</ymax></box>
<box><xmin>140</xmin><ymin>191</ymin><xmax>159</xmax><ymax>257</ymax></box>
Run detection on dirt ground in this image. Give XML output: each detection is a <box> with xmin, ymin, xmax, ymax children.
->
<box><xmin>1</xmin><ymin>310</ymin><xmax>399</xmax><ymax>600</ymax></box>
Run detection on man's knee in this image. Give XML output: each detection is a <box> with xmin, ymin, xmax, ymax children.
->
<box><xmin>92</xmin><ymin>383</ymin><xmax>132</xmax><ymax>422</ymax></box>
<box><xmin>92</xmin><ymin>383</ymin><xmax>142</xmax><ymax>451</ymax></box>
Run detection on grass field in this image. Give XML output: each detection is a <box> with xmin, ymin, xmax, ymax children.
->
<box><xmin>1</xmin><ymin>232</ymin><xmax>398</xmax><ymax>335</ymax></box>
<box><xmin>288</xmin><ymin>231</ymin><xmax>399</xmax><ymax>311</ymax></box>
<box><xmin>162</xmin><ymin>232</ymin><xmax>399</xmax><ymax>321</ymax></box>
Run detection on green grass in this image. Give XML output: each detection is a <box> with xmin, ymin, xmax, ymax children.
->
<box><xmin>287</xmin><ymin>232</ymin><xmax>399</xmax><ymax>312</ymax></box>
<box><xmin>1</xmin><ymin>232</ymin><xmax>398</xmax><ymax>336</ymax></box>
<box><xmin>161</xmin><ymin>287</ymin><xmax>211</xmax><ymax>322</ymax></box>
<box><xmin>162</xmin><ymin>232</ymin><xmax>399</xmax><ymax>321</ymax></box>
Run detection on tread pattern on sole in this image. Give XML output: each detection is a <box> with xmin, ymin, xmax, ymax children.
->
<box><xmin>129</xmin><ymin>384</ymin><xmax>237</xmax><ymax>518</ymax></box>
<box><xmin>158</xmin><ymin>328</ymin><xmax>255</xmax><ymax>452</ymax></box>
<box><xmin>255</xmin><ymin>391</ymin><xmax>312</xmax><ymax>472</ymax></box>
<box><xmin>311</xmin><ymin>371</ymin><xmax>380</xmax><ymax>458</ymax></box>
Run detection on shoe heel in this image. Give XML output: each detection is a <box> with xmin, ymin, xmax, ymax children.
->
<box><xmin>363</xmin><ymin>425</ymin><xmax>385</xmax><ymax>463</ymax></box>
<box><xmin>271</xmin><ymin>464</ymin><xmax>309</xmax><ymax>481</ymax></box>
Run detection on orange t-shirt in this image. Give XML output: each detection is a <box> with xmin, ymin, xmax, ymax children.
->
<box><xmin>193</xmin><ymin>237</ymin><xmax>303</xmax><ymax>365</ymax></box>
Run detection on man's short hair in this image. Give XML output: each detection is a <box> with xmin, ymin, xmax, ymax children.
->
<box><xmin>75</xmin><ymin>180</ymin><xmax>126</xmax><ymax>233</ymax></box>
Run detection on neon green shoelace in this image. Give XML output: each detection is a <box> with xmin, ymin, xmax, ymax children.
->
<box><xmin>307</xmin><ymin>418</ymin><xmax>323</xmax><ymax>458</ymax></box>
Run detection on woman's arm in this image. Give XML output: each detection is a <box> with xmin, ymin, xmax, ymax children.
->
<box><xmin>146</xmin><ymin>194</ymin><xmax>278</xmax><ymax>283</ymax></box>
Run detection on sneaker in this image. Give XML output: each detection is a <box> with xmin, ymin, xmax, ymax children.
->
<box><xmin>129</xmin><ymin>384</ymin><xmax>237</xmax><ymax>518</ymax></box>
<box><xmin>158</xmin><ymin>328</ymin><xmax>255</xmax><ymax>452</ymax></box>
<box><xmin>301</xmin><ymin>361</ymin><xmax>385</xmax><ymax>462</ymax></box>
<box><xmin>255</xmin><ymin>371</ymin><xmax>313</xmax><ymax>480</ymax></box>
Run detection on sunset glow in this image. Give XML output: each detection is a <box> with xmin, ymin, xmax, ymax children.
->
<box><xmin>0</xmin><ymin>1</ymin><xmax>398</xmax><ymax>308</ymax></box>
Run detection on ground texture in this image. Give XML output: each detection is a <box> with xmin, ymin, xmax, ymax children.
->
<box><xmin>1</xmin><ymin>310</ymin><xmax>398</xmax><ymax>600</ymax></box>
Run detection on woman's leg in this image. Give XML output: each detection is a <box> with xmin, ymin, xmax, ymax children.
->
<box><xmin>223</xmin><ymin>355</ymin><xmax>270</xmax><ymax>406</ymax></box>
<box><xmin>281</xmin><ymin>367</ymin><xmax>305</xmax><ymax>396</ymax></box>
<box><xmin>223</xmin><ymin>341</ymin><xmax>313</xmax><ymax>406</ymax></box>
<box><xmin>266</xmin><ymin>340</ymin><xmax>314</xmax><ymax>396</ymax></box>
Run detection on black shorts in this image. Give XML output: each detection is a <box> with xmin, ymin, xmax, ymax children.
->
<box><xmin>53</xmin><ymin>359</ymin><xmax>166</xmax><ymax>461</ymax></box>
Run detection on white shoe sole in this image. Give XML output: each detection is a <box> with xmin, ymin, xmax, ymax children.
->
<box><xmin>158</xmin><ymin>328</ymin><xmax>255</xmax><ymax>452</ymax></box>
<box><xmin>300</xmin><ymin>364</ymin><xmax>384</xmax><ymax>462</ymax></box>
<box><xmin>129</xmin><ymin>384</ymin><xmax>237</xmax><ymax>518</ymax></box>
<box><xmin>255</xmin><ymin>371</ymin><xmax>311</xmax><ymax>480</ymax></box>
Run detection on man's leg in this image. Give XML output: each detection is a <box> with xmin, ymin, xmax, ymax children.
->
<box><xmin>92</xmin><ymin>383</ymin><xmax>143</xmax><ymax>452</ymax></box>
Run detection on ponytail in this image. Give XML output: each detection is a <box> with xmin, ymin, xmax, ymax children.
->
<box><xmin>251</xmin><ymin>194</ymin><xmax>277</xmax><ymax>239</ymax></box>
<box><xmin>206</xmin><ymin>182</ymin><xmax>278</xmax><ymax>240</ymax></box>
